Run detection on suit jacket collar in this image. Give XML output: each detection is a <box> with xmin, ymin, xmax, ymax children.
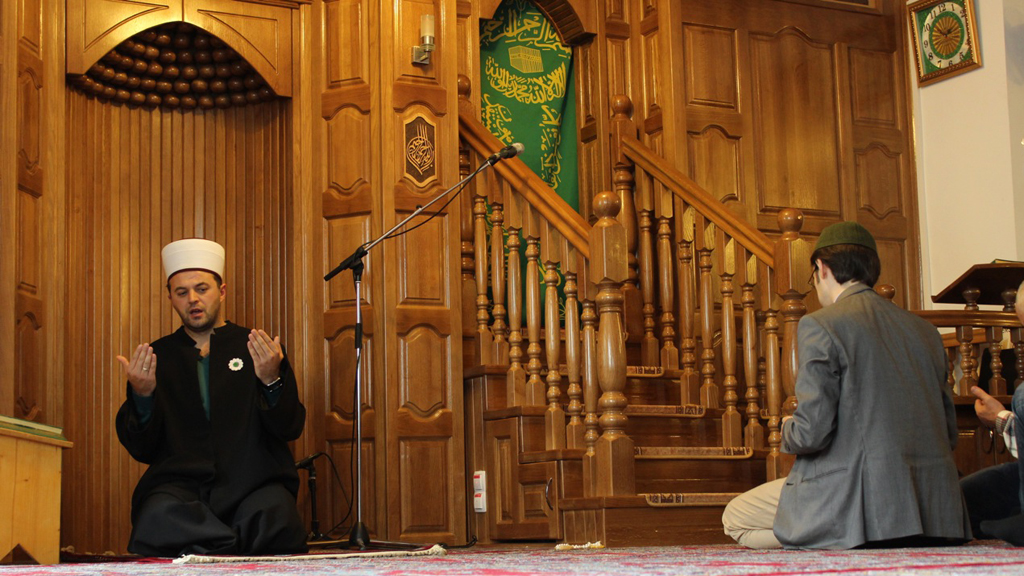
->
<box><xmin>835</xmin><ymin>283</ymin><xmax>873</xmax><ymax>303</ymax></box>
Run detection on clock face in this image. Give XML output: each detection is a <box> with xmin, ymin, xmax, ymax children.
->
<box><xmin>917</xmin><ymin>1</ymin><xmax>973</xmax><ymax>72</ymax></box>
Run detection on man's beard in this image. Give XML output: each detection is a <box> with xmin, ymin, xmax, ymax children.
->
<box><xmin>178</xmin><ymin>304</ymin><xmax>220</xmax><ymax>333</ymax></box>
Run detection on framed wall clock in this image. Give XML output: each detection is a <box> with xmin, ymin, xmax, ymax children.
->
<box><xmin>908</xmin><ymin>0</ymin><xmax>982</xmax><ymax>86</ymax></box>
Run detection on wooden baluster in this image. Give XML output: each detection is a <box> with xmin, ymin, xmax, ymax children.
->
<box><xmin>591</xmin><ymin>191</ymin><xmax>635</xmax><ymax>496</ymax></box>
<box><xmin>765</xmin><ymin>307</ymin><xmax>784</xmax><ymax>481</ymax></box>
<box><xmin>638</xmin><ymin>201</ymin><xmax>657</xmax><ymax>366</ymax></box>
<box><xmin>542</xmin><ymin>224</ymin><xmax>566</xmax><ymax>450</ymax></box>
<box><xmin>505</xmin><ymin>189</ymin><xmax>526</xmax><ymax>406</ymax></box>
<box><xmin>742</xmin><ymin>253</ymin><xmax>764</xmax><ymax>449</ymax></box>
<box><xmin>946</xmin><ymin>347</ymin><xmax>958</xmax><ymax>392</ymax></box>
<box><xmin>458</xmin><ymin>79</ymin><xmax>476</xmax><ymax>358</ymax></box>
<box><xmin>956</xmin><ymin>325</ymin><xmax>977</xmax><ymax>396</ymax></box>
<box><xmin>988</xmin><ymin>326</ymin><xmax>1006</xmax><ymax>395</ymax></box>
<box><xmin>489</xmin><ymin>181</ymin><xmax>509</xmax><ymax>365</ymax></box>
<box><xmin>611</xmin><ymin>95</ymin><xmax>639</xmax><ymax>289</ymax></box>
<box><xmin>473</xmin><ymin>172</ymin><xmax>493</xmax><ymax>365</ymax></box>
<box><xmin>720</xmin><ymin>233</ymin><xmax>741</xmax><ymax>447</ymax></box>
<box><xmin>564</xmin><ymin>242</ymin><xmax>584</xmax><ymax>449</ymax></box>
<box><xmin>756</xmin><ymin>309</ymin><xmax>768</xmax><ymax>415</ymax></box>
<box><xmin>649</xmin><ymin>166</ymin><xmax>677</xmax><ymax>369</ymax></box>
<box><xmin>697</xmin><ymin>216</ymin><xmax>719</xmax><ymax>408</ymax></box>
<box><xmin>657</xmin><ymin>204</ymin><xmax>678</xmax><ymax>369</ymax></box>
<box><xmin>581</xmin><ymin>273</ymin><xmax>600</xmax><ymax>496</ymax></box>
<box><xmin>677</xmin><ymin>205</ymin><xmax>699</xmax><ymax>404</ymax></box>
<box><xmin>1015</xmin><ymin>328</ymin><xmax>1024</xmax><ymax>389</ymax></box>
<box><xmin>633</xmin><ymin>165</ymin><xmax>657</xmax><ymax>366</ymax></box>
<box><xmin>524</xmin><ymin>204</ymin><xmax>545</xmax><ymax>405</ymax></box>
<box><xmin>1007</xmin><ymin>287</ymin><xmax>1023</xmax><ymax>389</ymax></box>
<box><xmin>774</xmin><ymin>208</ymin><xmax>810</xmax><ymax>417</ymax></box>
<box><xmin>957</xmin><ymin>287</ymin><xmax>981</xmax><ymax>395</ymax></box>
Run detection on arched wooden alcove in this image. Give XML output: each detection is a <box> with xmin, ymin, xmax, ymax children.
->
<box><xmin>480</xmin><ymin>0</ymin><xmax>595</xmax><ymax>45</ymax></box>
<box><xmin>60</xmin><ymin>1</ymin><xmax>304</xmax><ymax>555</ymax></box>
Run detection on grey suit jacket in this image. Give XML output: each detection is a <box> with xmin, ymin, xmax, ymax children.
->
<box><xmin>773</xmin><ymin>284</ymin><xmax>971</xmax><ymax>549</ymax></box>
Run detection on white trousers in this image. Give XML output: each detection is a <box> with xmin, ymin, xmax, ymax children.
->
<box><xmin>722</xmin><ymin>477</ymin><xmax>786</xmax><ymax>549</ymax></box>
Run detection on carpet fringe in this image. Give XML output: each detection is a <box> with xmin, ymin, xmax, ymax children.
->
<box><xmin>173</xmin><ymin>544</ymin><xmax>447</xmax><ymax>564</ymax></box>
<box><xmin>554</xmin><ymin>541</ymin><xmax>604</xmax><ymax>550</ymax></box>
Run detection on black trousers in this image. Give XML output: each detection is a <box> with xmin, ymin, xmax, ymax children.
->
<box><xmin>128</xmin><ymin>483</ymin><xmax>308</xmax><ymax>557</ymax></box>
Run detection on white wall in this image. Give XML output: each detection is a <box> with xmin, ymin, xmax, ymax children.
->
<box><xmin>911</xmin><ymin>0</ymin><xmax>1024</xmax><ymax>309</ymax></box>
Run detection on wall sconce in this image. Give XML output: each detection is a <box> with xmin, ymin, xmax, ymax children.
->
<box><xmin>412</xmin><ymin>14</ymin><xmax>435</xmax><ymax>65</ymax></box>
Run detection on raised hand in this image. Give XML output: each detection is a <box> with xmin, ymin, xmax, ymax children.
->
<box><xmin>116</xmin><ymin>343</ymin><xmax>158</xmax><ymax>397</ymax></box>
<box><xmin>248</xmin><ymin>329</ymin><xmax>283</xmax><ymax>385</ymax></box>
<box><xmin>971</xmin><ymin>385</ymin><xmax>1006</xmax><ymax>428</ymax></box>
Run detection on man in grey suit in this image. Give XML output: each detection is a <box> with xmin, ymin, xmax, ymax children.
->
<box><xmin>722</xmin><ymin>222</ymin><xmax>971</xmax><ymax>549</ymax></box>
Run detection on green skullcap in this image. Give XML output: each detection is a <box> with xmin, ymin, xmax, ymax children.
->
<box><xmin>814</xmin><ymin>221</ymin><xmax>877</xmax><ymax>253</ymax></box>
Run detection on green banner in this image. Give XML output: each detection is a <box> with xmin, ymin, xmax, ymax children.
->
<box><xmin>480</xmin><ymin>0</ymin><xmax>579</xmax><ymax>324</ymax></box>
<box><xmin>480</xmin><ymin>0</ymin><xmax>578</xmax><ymax>207</ymax></box>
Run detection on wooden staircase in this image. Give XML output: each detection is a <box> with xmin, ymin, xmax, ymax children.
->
<box><xmin>466</xmin><ymin>366</ymin><xmax>766</xmax><ymax>546</ymax></box>
<box><xmin>458</xmin><ymin>71</ymin><xmax>1024</xmax><ymax>548</ymax></box>
<box><xmin>459</xmin><ymin>81</ymin><xmax>808</xmax><ymax>547</ymax></box>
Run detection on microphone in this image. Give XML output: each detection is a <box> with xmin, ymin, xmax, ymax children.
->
<box><xmin>296</xmin><ymin>452</ymin><xmax>324</xmax><ymax>469</ymax></box>
<box><xmin>486</xmin><ymin>142</ymin><xmax>525</xmax><ymax>165</ymax></box>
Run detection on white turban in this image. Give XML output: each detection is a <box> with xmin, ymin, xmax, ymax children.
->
<box><xmin>161</xmin><ymin>238</ymin><xmax>225</xmax><ymax>280</ymax></box>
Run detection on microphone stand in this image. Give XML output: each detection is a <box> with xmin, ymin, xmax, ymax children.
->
<box><xmin>324</xmin><ymin>154</ymin><xmax>500</xmax><ymax>550</ymax></box>
<box><xmin>297</xmin><ymin>458</ymin><xmax>327</xmax><ymax>541</ymax></box>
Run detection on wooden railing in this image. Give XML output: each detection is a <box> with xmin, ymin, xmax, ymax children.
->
<box><xmin>459</xmin><ymin>84</ymin><xmax>813</xmax><ymax>493</ymax></box>
<box><xmin>873</xmin><ymin>286</ymin><xmax>1022</xmax><ymax>396</ymax></box>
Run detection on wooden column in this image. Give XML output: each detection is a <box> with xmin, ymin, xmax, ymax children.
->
<box><xmin>697</xmin><ymin>217</ymin><xmax>718</xmax><ymax>409</ymax></box>
<box><xmin>506</xmin><ymin>189</ymin><xmax>526</xmax><ymax>406</ymax></box>
<box><xmin>677</xmin><ymin>206</ymin><xmax>699</xmax><ymax>404</ymax></box>
<box><xmin>564</xmin><ymin>242</ymin><xmax>584</xmax><ymax>449</ymax></box>
<box><xmin>542</xmin><ymin>225</ymin><xmax>566</xmax><ymax>450</ymax></box>
<box><xmin>580</xmin><ymin>265</ymin><xmax>600</xmax><ymax>497</ymax></box>
<box><xmin>773</xmin><ymin>209</ymin><xmax>810</xmax><ymax>417</ymax></box>
<box><xmin>719</xmin><ymin>235</ymin><xmax>740</xmax><ymax>447</ymax></box>
<box><xmin>742</xmin><ymin>253</ymin><xmax>764</xmax><ymax>449</ymax></box>
<box><xmin>524</xmin><ymin>205</ymin><xmax>546</xmax><ymax>406</ymax></box>
<box><xmin>590</xmin><ymin>191</ymin><xmax>634</xmax><ymax>497</ymax></box>
<box><xmin>490</xmin><ymin>182</ymin><xmax>509</xmax><ymax>365</ymax></box>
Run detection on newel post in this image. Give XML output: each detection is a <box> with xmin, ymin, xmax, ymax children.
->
<box><xmin>773</xmin><ymin>209</ymin><xmax>811</xmax><ymax>419</ymax></box>
<box><xmin>590</xmin><ymin>191</ymin><xmax>635</xmax><ymax>497</ymax></box>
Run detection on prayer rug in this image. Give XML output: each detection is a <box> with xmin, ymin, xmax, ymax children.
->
<box><xmin>24</xmin><ymin>541</ymin><xmax>1024</xmax><ymax>576</ymax></box>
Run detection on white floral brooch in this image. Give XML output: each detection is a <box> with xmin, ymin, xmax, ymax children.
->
<box><xmin>228</xmin><ymin>358</ymin><xmax>244</xmax><ymax>371</ymax></box>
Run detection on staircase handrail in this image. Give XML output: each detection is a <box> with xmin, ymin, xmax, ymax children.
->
<box><xmin>618</xmin><ymin>133</ymin><xmax>775</xmax><ymax>267</ymax></box>
<box><xmin>914</xmin><ymin>310</ymin><xmax>1020</xmax><ymax>328</ymax></box>
<box><xmin>458</xmin><ymin>108</ymin><xmax>591</xmax><ymax>259</ymax></box>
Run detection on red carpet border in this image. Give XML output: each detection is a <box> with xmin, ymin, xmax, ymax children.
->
<box><xmin>15</xmin><ymin>542</ymin><xmax>1024</xmax><ymax>575</ymax></box>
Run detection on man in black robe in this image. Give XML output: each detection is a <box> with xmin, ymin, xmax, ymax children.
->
<box><xmin>115</xmin><ymin>238</ymin><xmax>308</xmax><ymax>557</ymax></box>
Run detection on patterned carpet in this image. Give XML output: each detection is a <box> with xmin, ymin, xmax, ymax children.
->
<box><xmin>11</xmin><ymin>542</ymin><xmax>1024</xmax><ymax>575</ymax></box>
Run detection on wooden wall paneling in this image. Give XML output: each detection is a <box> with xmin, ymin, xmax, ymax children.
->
<box><xmin>320</xmin><ymin>0</ymin><xmax>382</xmax><ymax>539</ymax></box>
<box><xmin>385</xmin><ymin>0</ymin><xmax>465</xmax><ymax>543</ymax></box>
<box><xmin>0</xmin><ymin>0</ymin><xmax>16</xmax><ymax>419</ymax></box>
<box><xmin>675</xmin><ymin>0</ymin><xmax>919</xmax><ymax>304</ymax></box>
<box><xmin>65</xmin><ymin>0</ymin><xmax>180</xmax><ymax>76</ymax></box>
<box><xmin>575</xmin><ymin>39</ymin><xmax>603</xmax><ymax>222</ymax></box>
<box><xmin>62</xmin><ymin>93</ymin><xmax>293</xmax><ymax>553</ymax></box>
<box><xmin>648</xmin><ymin>0</ymin><xmax>686</xmax><ymax>170</ymax></box>
<box><xmin>184</xmin><ymin>0</ymin><xmax>295</xmax><ymax>96</ymax></box>
<box><xmin>750</xmin><ymin>28</ymin><xmax>841</xmax><ymax>219</ymax></box>
<box><xmin>14</xmin><ymin>0</ymin><xmax>45</xmax><ymax>426</ymax></box>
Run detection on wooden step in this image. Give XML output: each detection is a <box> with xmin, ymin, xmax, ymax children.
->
<box><xmin>635</xmin><ymin>447</ymin><xmax>767</xmax><ymax>494</ymax></box>
<box><xmin>560</xmin><ymin>493</ymin><xmax>740</xmax><ymax>546</ymax></box>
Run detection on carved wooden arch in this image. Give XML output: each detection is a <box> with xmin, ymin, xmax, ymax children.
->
<box><xmin>480</xmin><ymin>0</ymin><xmax>596</xmax><ymax>45</ymax></box>
<box><xmin>66</xmin><ymin>0</ymin><xmax>298</xmax><ymax>96</ymax></box>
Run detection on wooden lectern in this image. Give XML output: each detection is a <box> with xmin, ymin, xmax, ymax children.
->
<box><xmin>0</xmin><ymin>418</ymin><xmax>73</xmax><ymax>565</ymax></box>
<box><xmin>932</xmin><ymin>262</ymin><xmax>1024</xmax><ymax>395</ymax></box>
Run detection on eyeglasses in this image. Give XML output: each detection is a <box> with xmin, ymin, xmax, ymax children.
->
<box><xmin>807</xmin><ymin>268</ymin><xmax>818</xmax><ymax>288</ymax></box>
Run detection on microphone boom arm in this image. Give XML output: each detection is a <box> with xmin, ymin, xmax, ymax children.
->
<box><xmin>324</xmin><ymin>157</ymin><xmax>494</xmax><ymax>282</ymax></box>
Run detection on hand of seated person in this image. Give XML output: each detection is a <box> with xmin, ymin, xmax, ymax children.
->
<box><xmin>971</xmin><ymin>385</ymin><xmax>1005</xmax><ymax>428</ymax></box>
